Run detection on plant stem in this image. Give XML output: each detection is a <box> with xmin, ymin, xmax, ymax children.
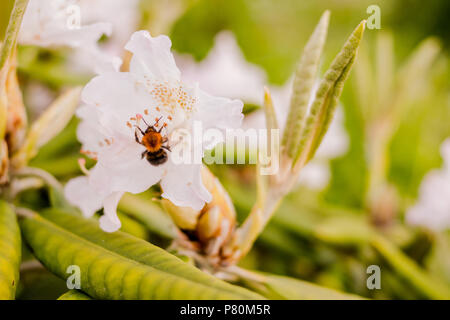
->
<box><xmin>0</xmin><ymin>0</ymin><xmax>29</xmax><ymax>141</ymax></box>
<box><xmin>0</xmin><ymin>0</ymin><xmax>28</xmax><ymax>86</ymax></box>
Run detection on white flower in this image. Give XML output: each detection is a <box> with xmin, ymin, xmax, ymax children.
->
<box><xmin>177</xmin><ymin>31</ymin><xmax>270</xmax><ymax>105</ymax></box>
<box><xmin>19</xmin><ymin>0</ymin><xmax>122</xmax><ymax>74</ymax></box>
<box><xmin>176</xmin><ymin>31</ymin><xmax>349</xmax><ymax>190</ymax></box>
<box><xmin>64</xmin><ymin>31</ymin><xmax>244</xmax><ymax>232</ymax></box>
<box><xmin>77</xmin><ymin>0</ymin><xmax>140</xmax><ymax>55</ymax></box>
<box><xmin>406</xmin><ymin>139</ymin><xmax>450</xmax><ymax>231</ymax></box>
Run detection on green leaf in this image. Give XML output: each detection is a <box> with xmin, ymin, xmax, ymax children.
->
<box><xmin>313</xmin><ymin>215</ymin><xmax>374</xmax><ymax>246</ymax></box>
<box><xmin>0</xmin><ymin>200</ymin><xmax>21</xmax><ymax>299</ymax></box>
<box><xmin>294</xmin><ymin>20</ymin><xmax>365</xmax><ymax>168</ymax></box>
<box><xmin>116</xmin><ymin>211</ymin><xmax>149</xmax><ymax>240</ymax></box>
<box><xmin>17</xmin><ymin>262</ymin><xmax>68</xmax><ymax>300</ymax></box>
<box><xmin>371</xmin><ymin>234</ymin><xmax>450</xmax><ymax>300</ymax></box>
<box><xmin>263</xmin><ymin>87</ymin><xmax>279</xmax><ymax>133</ymax></box>
<box><xmin>245</xmin><ymin>273</ymin><xmax>364</xmax><ymax>300</ymax></box>
<box><xmin>58</xmin><ymin>290</ymin><xmax>91</xmax><ymax>300</ymax></box>
<box><xmin>118</xmin><ymin>193</ymin><xmax>177</xmax><ymax>239</ymax></box>
<box><xmin>20</xmin><ymin>210</ymin><xmax>263</xmax><ymax>300</ymax></box>
<box><xmin>12</xmin><ymin>87</ymin><xmax>82</xmax><ymax>167</ymax></box>
<box><xmin>282</xmin><ymin>11</ymin><xmax>330</xmax><ymax>157</ymax></box>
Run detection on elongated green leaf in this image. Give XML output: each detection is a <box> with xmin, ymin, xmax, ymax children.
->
<box><xmin>245</xmin><ymin>273</ymin><xmax>364</xmax><ymax>300</ymax></box>
<box><xmin>58</xmin><ymin>290</ymin><xmax>91</xmax><ymax>300</ymax></box>
<box><xmin>294</xmin><ymin>20</ymin><xmax>365</xmax><ymax>168</ymax></box>
<box><xmin>116</xmin><ymin>211</ymin><xmax>149</xmax><ymax>240</ymax></box>
<box><xmin>20</xmin><ymin>210</ymin><xmax>263</xmax><ymax>300</ymax></box>
<box><xmin>391</xmin><ymin>37</ymin><xmax>440</xmax><ymax>122</ymax></box>
<box><xmin>41</xmin><ymin>209</ymin><xmax>259</xmax><ymax>298</ymax></box>
<box><xmin>17</xmin><ymin>262</ymin><xmax>68</xmax><ymax>300</ymax></box>
<box><xmin>371</xmin><ymin>234</ymin><xmax>450</xmax><ymax>299</ymax></box>
<box><xmin>282</xmin><ymin>11</ymin><xmax>330</xmax><ymax>158</ymax></box>
<box><xmin>0</xmin><ymin>200</ymin><xmax>21</xmax><ymax>299</ymax></box>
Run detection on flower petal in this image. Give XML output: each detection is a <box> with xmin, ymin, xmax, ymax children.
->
<box><xmin>89</xmin><ymin>156</ymin><xmax>164</xmax><ymax>196</ymax></box>
<box><xmin>125</xmin><ymin>30</ymin><xmax>181</xmax><ymax>81</ymax></box>
<box><xmin>99</xmin><ymin>191</ymin><xmax>124</xmax><ymax>232</ymax></box>
<box><xmin>194</xmin><ymin>89</ymin><xmax>244</xmax><ymax>131</ymax></box>
<box><xmin>82</xmin><ymin>72</ymin><xmax>159</xmax><ymax>134</ymax></box>
<box><xmin>20</xmin><ymin>1</ymin><xmax>120</xmax><ymax>74</ymax></box>
<box><xmin>64</xmin><ymin>176</ymin><xmax>102</xmax><ymax>218</ymax></box>
<box><xmin>161</xmin><ymin>162</ymin><xmax>211</xmax><ymax>211</ymax></box>
<box><xmin>73</xmin><ymin>44</ymin><xmax>123</xmax><ymax>74</ymax></box>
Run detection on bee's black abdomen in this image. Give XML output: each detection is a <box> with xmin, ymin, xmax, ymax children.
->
<box><xmin>146</xmin><ymin>149</ymin><xmax>168</xmax><ymax>166</ymax></box>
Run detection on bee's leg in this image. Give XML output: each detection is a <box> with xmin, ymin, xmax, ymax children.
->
<box><xmin>162</xmin><ymin>145</ymin><xmax>171</xmax><ymax>152</ymax></box>
<box><xmin>134</xmin><ymin>125</ymin><xmax>145</xmax><ymax>135</ymax></box>
<box><xmin>135</xmin><ymin>131</ymin><xmax>142</xmax><ymax>144</ymax></box>
<box><xmin>141</xmin><ymin>150</ymin><xmax>147</xmax><ymax>159</ymax></box>
<box><xmin>161</xmin><ymin>136</ymin><xmax>168</xmax><ymax>143</ymax></box>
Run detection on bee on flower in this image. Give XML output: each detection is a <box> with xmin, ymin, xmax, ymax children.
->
<box><xmin>64</xmin><ymin>31</ymin><xmax>244</xmax><ymax>232</ymax></box>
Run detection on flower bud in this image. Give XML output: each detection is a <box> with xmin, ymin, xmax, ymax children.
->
<box><xmin>5</xmin><ymin>55</ymin><xmax>27</xmax><ymax>153</ymax></box>
<box><xmin>164</xmin><ymin>166</ymin><xmax>237</xmax><ymax>261</ymax></box>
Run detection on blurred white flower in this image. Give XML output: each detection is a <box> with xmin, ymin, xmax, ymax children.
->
<box><xmin>78</xmin><ymin>0</ymin><xmax>140</xmax><ymax>55</ymax></box>
<box><xmin>64</xmin><ymin>31</ymin><xmax>243</xmax><ymax>232</ymax></box>
<box><xmin>176</xmin><ymin>31</ymin><xmax>349</xmax><ymax>190</ymax></box>
<box><xmin>177</xmin><ymin>31</ymin><xmax>269</xmax><ymax>105</ymax></box>
<box><xmin>19</xmin><ymin>0</ymin><xmax>122</xmax><ymax>74</ymax></box>
<box><xmin>406</xmin><ymin>139</ymin><xmax>450</xmax><ymax>231</ymax></box>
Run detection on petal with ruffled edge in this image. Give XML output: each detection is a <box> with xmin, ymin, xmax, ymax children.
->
<box><xmin>161</xmin><ymin>161</ymin><xmax>211</xmax><ymax>211</ymax></box>
<box><xmin>194</xmin><ymin>89</ymin><xmax>244</xmax><ymax>131</ymax></box>
<box><xmin>81</xmin><ymin>72</ymin><xmax>163</xmax><ymax>136</ymax></box>
<box><xmin>19</xmin><ymin>1</ymin><xmax>120</xmax><ymax>73</ymax></box>
<box><xmin>64</xmin><ymin>176</ymin><xmax>102</xmax><ymax>218</ymax></box>
<box><xmin>76</xmin><ymin>105</ymin><xmax>110</xmax><ymax>155</ymax></box>
<box><xmin>125</xmin><ymin>30</ymin><xmax>180</xmax><ymax>81</ymax></box>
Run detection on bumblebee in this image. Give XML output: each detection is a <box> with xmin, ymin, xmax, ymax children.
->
<box><xmin>135</xmin><ymin>117</ymin><xmax>170</xmax><ymax>166</ymax></box>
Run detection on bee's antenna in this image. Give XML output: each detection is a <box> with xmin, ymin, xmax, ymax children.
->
<box><xmin>154</xmin><ymin>116</ymin><xmax>163</xmax><ymax>127</ymax></box>
<box><xmin>158</xmin><ymin>122</ymin><xmax>168</xmax><ymax>133</ymax></box>
<box><xmin>141</xmin><ymin>117</ymin><xmax>151</xmax><ymax>127</ymax></box>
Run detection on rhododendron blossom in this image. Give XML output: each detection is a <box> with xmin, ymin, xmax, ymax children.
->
<box><xmin>64</xmin><ymin>31</ymin><xmax>244</xmax><ymax>232</ymax></box>
<box><xmin>19</xmin><ymin>0</ymin><xmax>122</xmax><ymax>73</ymax></box>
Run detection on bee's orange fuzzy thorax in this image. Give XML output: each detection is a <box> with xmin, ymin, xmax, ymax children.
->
<box><xmin>142</xmin><ymin>131</ymin><xmax>162</xmax><ymax>152</ymax></box>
